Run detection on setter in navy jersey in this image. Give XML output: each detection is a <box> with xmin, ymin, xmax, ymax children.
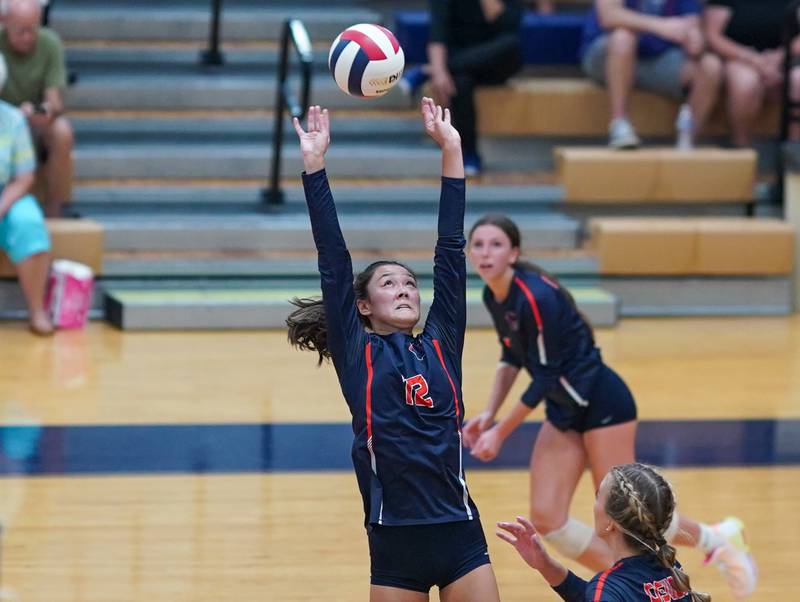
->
<box><xmin>497</xmin><ymin>463</ymin><xmax>711</xmax><ymax>602</ymax></box>
<box><xmin>462</xmin><ymin>215</ymin><xmax>757</xmax><ymax>597</ymax></box>
<box><xmin>287</xmin><ymin>101</ymin><xmax>501</xmax><ymax>601</ymax></box>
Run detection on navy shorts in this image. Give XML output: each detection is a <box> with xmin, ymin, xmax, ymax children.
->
<box><xmin>546</xmin><ymin>365</ymin><xmax>637</xmax><ymax>433</ymax></box>
<box><xmin>368</xmin><ymin>518</ymin><xmax>491</xmax><ymax>593</ymax></box>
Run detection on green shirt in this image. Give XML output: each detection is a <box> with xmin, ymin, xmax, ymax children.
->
<box><xmin>0</xmin><ymin>27</ymin><xmax>67</xmax><ymax>106</ymax></box>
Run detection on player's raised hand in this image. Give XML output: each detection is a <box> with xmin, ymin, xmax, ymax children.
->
<box><xmin>294</xmin><ymin>105</ymin><xmax>331</xmax><ymax>173</ymax></box>
<box><xmin>496</xmin><ymin>516</ymin><xmax>552</xmax><ymax>571</ymax></box>
<box><xmin>421</xmin><ymin>96</ymin><xmax>460</xmax><ymax>149</ymax></box>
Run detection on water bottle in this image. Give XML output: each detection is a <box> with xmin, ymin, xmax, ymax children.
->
<box><xmin>675</xmin><ymin>103</ymin><xmax>694</xmax><ymax>151</ymax></box>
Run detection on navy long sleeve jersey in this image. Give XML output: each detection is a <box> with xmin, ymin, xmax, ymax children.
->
<box><xmin>554</xmin><ymin>555</ymin><xmax>691</xmax><ymax>601</ymax></box>
<box><xmin>483</xmin><ymin>269</ymin><xmax>602</xmax><ymax>421</ymax></box>
<box><xmin>302</xmin><ymin>169</ymin><xmax>478</xmax><ymax>527</ymax></box>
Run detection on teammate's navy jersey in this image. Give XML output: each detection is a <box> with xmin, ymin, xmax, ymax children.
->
<box><xmin>482</xmin><ymin>268</ymin><xmax>602</xmax><ymax>423</ymax></box>
<box><xmin>553</xmin><ymin>555</ymin><xmax>691</xmax><ymax>601</ymax></box>
<box><xmin>302</xmin><ymin>169</ymin><xmax>478</xmax><ymax>527</ymax></box>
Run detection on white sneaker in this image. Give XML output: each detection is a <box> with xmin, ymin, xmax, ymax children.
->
<box><xmin>608</xmin><ymin>118</ymin><xmax>641</xmax><ymax>149</ymax></box>
<box><xmin>705</xmin><ymin>517</ymin><xmax>757</xmax><ymax>598</ymax></box>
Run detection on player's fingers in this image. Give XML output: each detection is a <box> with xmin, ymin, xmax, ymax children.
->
<box><xmin>495</xmin><ymin>530</ymin><xmax>517</xmax><ymax>545</ymax></box>
<box><xmin>436</xmin><ymin>104</ymin><xmax>443</xmax><ymax>123</ymax></box>
<box><xmin>498</xmin><ymin>521</ymin><xmax>525</xmax><ymax>536</ymax></box>
<box><xmin>292</xmin><ymin>117</ymin><xmax>305</xmax><ymax>137</ymax></box>
<box><xmin>444</xmin><ymin>107</ymin><xmax>451</xmax><ymax>124</ymax></box>
<box><xmin>516</xmin><ymin>516</ymin><xmax>537</xmax><ymax>534</ymax></box>
<box><xmin>321</xmin><ymin>108</ymin><xmax>330</xmax><ymax>136</ymax></box>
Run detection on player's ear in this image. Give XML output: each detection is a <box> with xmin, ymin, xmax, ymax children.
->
<box><xmin>356</xmin><ymin>298</ymin><xmax>372</xmax><ymax>317</ymax></box>
<box><xmin>509</xmin><ymin>246</ymin><xmax>520</xmax><ymax>265</ymax></box>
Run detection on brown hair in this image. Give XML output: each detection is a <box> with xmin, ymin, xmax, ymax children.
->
<box><xmin>286</xmin><ymin>260</ymin><xmax>417</xmax><ymax>365</ymax></box>
<box><xmin>468</xmin><ymin>213</ymin><xmax>594</xmax><ymax>341</ymax></box>
<box><xmin>606</xmin><ymin>463</ymin><xmax>711</xmax><ymax>602</ymax></box>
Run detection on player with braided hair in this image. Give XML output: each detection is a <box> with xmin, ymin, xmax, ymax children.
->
<box><xmin>497</xmin><ymin>463</ymin><xmax>712</xmax><ymax>602</ymax></box>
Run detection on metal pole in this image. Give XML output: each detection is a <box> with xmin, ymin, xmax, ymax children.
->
<box><xmin>264</xmin><ymin>22</ymin><xmax>291</xmax><ymax>205</ymax></box>
<box><xmin>200</xmin><ymin>0</ymin><xmax>225</xmax><ymax>66</ymax></box>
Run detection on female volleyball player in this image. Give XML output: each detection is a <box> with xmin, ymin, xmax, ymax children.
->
<box><xmin>287</xmin><ymin>100</ymin><xmax>501</xmax><ymax>602</ymax></box>
<box><xmin>497</xmin><ymin>463</ymin><xmax>711</xmax><ymax>602</ymax></box>
<box><xmin>463</xmin><ymin>214</ymin><xmax>756</xmax><ymax>598</ymax></box>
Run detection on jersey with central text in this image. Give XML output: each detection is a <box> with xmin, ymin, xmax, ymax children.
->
<box><xmin>302</xmin><ymin>169</ymin><xmax>478</xmax><ymax>527</ymax></box>
<box><xmin>554</xmin><ymin>555</ymin><xmax>691</xmax><ymax>601</ymax></box>
<box><xmin>483</xmin><ymin>268</ymin><xmax>602</xmax><ymax>425</ymax></box>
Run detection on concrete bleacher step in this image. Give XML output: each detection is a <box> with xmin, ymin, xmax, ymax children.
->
<box><xmin>70</xmin><ymin>113</ymin><xmax>422</xmax><ymax>144</ymax></box>
<box><xmin>52</xmin><ymin>4</ymin><xmax>380</xmax><ymax>42</ymax></box>
<box><xmin>93</xmin><ymin>212</ymin><xmax>581</xmax><ymax>252</ymax></box>
<box><xmin>103</xmin><ymin>284</ymin><xmax>619</xmax><ymax>330</ymax></box>
<box><xmin>65</xmin><ymin>72</ymin><xmax>410</xmax><ymax>110</ymax></box>
<box><xmin>74</xmin><ymin>142</ymin><xmax>443</xmax><ymax>179</ymax></box>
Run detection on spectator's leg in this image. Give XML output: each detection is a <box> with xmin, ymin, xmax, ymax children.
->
<box><xmin>16</xmin><ymin>251</ymin><xmax>52</xmax><ymax>335</ymax></box>
<box><xmin>605</xmin><ymin>28</ymin><xmax>638</xmax><ymax>121</ymax></box>
<box><xmin>40</xmin><ymin>116</ymin><xmax>74</xmax><ymax>217</ymax></box>
<box><xmin>791</xmin><ymin>66</ymin><xmax>800</xmax><ymax>141</ymax></box>
<box><xmin>684</xmin><ymin>53</ymin><xmax>723</xmax><ymax>136</ymax></box>
<box><xmin>449</xmin><ymin>71</ymin><xmax>478</xmax><ymax>157</ymax></box>
<box><xmin>725</xmin><ymin>60</ymin><xmax>764</xmax><ymax>147</ymax></box>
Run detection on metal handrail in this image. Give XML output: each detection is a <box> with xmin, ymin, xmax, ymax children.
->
<box><xmin>200</xmin><ymin>0</ymin><xmax>225</xmax><ymax>66</ymax></box>
<box><xmin>262</xmin><ymin>19</ymin><xmax>313</xmax><ymax>205</ymax></box>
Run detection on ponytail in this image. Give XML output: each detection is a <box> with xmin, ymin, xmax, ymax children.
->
<box><xmin>286</xmin><ymin>297</ymin><xmax>330</xmax><ymax>366</ymax></box>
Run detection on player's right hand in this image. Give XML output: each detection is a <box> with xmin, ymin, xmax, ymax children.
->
<box><xmin>496</xmin><ymin>516</ymin><xmax>552</xmax><ymax>571</ymax></box>
<box><xmin>293</xmin><ymin>105</ymin><xmax>330</xmax><ymax>172</ymax></box>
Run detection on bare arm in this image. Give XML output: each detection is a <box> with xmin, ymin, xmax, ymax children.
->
<box><xmin>0</xmin><ymin>172</ymin><xmax>34</xmax><ymax>219</ymax></box>
<box><xmin>597</xmin><ymin>0</ymin><xmax>696</xmax><ymax>45</ymax></box>
<box><xmin>704</xmin><ymin>5</ymin><xmax>762</xmax><ymax>68</ymax></box>
<box><xmin>463</xmin><ymin>361</ymin><xmax>520</xmax><ymax>447</ymax></box>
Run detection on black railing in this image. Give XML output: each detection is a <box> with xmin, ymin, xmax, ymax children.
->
<box><xmin>778</xmin><ymin>0</ymin><xmax>800</xmax><ymax>208</ymax></box>
<box><xmin>262</xmin><ymin>19</ymin><xmax>313</xmax><ymax>206</ymax></box>
<box><xmin>200</xmin><ymin>0</ymin><xmax>225</xmax><ymax>65</ymax></box>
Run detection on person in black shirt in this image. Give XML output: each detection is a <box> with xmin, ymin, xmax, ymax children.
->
<box><xmin>497</xmin><ymin>463</ymin><xmax>712</xmax><ymax>602</ymax></box>
<box><xmin>705</xmin><ymin>0</ymin><xmax>798</xmax><ymax>146</ymax></box>
<box><xmin>400</xmin><ymin>0</ymin><xmax>523</xmax><ymax>176</ymax></box>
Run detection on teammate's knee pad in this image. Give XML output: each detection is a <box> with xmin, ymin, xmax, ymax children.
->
<box><xmin>542</xmin><ymin>517</ymin><xmax>594</xmax><ymax>559</ymax></box>
<box><xmin>664</xmin><ymin>511</ymin><xmax>680</xmax><ymax>542</ymax></box>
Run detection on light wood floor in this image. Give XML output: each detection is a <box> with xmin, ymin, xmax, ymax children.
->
<box><xmin>0</xmin><ymin>315</ymin><xmax>797</xmax><ymax>600</ymax></box>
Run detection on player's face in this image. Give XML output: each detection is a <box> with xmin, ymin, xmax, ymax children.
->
<box><xmin>358</xmin><ymin>267</ymin><xmax>421</xmax><ymax>333</ymax></box>
<box><xmin>593</xmin><ymin>474</ymin><xmax>614</xmax><ymax>538</ymax></box>
<box><xmin>468</xmin><ymin>224</ymin><xmax>520</xmax><ymax>284</ymax></box>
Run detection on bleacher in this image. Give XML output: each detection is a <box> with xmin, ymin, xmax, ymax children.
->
<box><xmin>0</xmin><ymin>0</ymin><xmax>795</xmax><ymax>329</ymax></box>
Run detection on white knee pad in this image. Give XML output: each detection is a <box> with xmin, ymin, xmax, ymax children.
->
<box><xmin>542</xmin><ymin>517</ymin><xmax>594</xmax><ymax>559</ymax></box>
<box><xmin>664</xmin><ymin>511</ymin><xmax>680</xmax><ymax>542</ymax></box>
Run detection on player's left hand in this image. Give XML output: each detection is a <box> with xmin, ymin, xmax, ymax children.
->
<box><xmin>496</xmin><ymin>516</ymin><xmax>553</xmax><ymax>571</ymax></box>
<box><xmin>470</xmin><ymin>426</ymin><xmax>503</xmax><ymax>461</ymax></box>
<box><xmin>421</xmin><ymin>96</ymin><xmax>460</xmax><ymax>149</ymax></box>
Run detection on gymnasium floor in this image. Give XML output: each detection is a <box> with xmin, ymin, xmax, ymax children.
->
<box><xmin>0</xmin><ymin>315</ymin><xmax>797</xmax><ymax>601</ymax></box>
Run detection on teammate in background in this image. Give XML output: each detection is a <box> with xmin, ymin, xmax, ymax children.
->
<box><xmin>497</xmin><ymin>463</ymin><xmax>711</xmax><ymax>602</ymax></box>
<box><xmin>463</xmin><ymin>214</ymin><xmax>756</xmax><ymax>598</ymax></box>
<box><xmin>286</xmin><ymin>99</ymin><xmax>501</xmax><ymax>602</ymax></box>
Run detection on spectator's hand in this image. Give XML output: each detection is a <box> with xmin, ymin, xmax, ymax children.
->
<box><xmin>657</xmin><ymin>16</ymin><xmax>695</xmax><ymax>47</ymax></box>
<box><xmin>758</xmin><ymin>51</ymin><xmax>783</xmax><ymax>87</ymax></box>
<box><xmin>683</xmin><ymin>25</ymin><xmax>705</xmax><ymax>58</ymax></box>
<box><xmin>421</xmin><ymin>96</ymin><xmax>460</xmax><ymax>149</ymax></box>
<box><xmin>293</xmin><ymin>105</ymin><xmax>330</xmax><ymax>173</ymax></box>
<box><xmin>430</xmin><ymin>67</ymin><xmax>456</xmax><ymax>107</ymax></box>
<box><xmin>462</xmin><ymin>410</ymin><xmax>494</xmax><ymax>448</ymax></box>
<box><xmin>496</xmin><ymin>516</ymin><xmax>554</xmax><ymax>571</ymax></box>
<box><xmin>470</xmin><ymin>425</ymin><xmax>504</xmax><ymax>461</ymax></box>
<box><xmin>19</xmin><ymin>102</ymin><xmax>35</xmax><ymax>118</ymax></box>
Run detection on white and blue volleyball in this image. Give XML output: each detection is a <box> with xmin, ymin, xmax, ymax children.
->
<box><xmin>328</xmin><ymin>24</ymin><xmax>405</xmax><ymax>98</ymax></box>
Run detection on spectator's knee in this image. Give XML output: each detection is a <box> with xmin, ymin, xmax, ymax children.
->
<box><xmin>726</xmin><ymin>61</ymin><xmax>760</xmax><ymax>95</ymax></box>
<box><xmin>49</xmin><ymin>116</ymin><xmax>74</xmax><ymax>151</ymax></box>
<box><xmin>607</xmin><ymin>28</ymin><xmax>637</xmax><ymax>56</ymax></box>
<box><xmin>700</xmin><ymin>52</ymin><xmax>723</xmax><ymax>83</ymax></box>
<box><xmin>791</xmin><ymin>67</ymin><xmax>800</xmax><ymax>98</ymax></box>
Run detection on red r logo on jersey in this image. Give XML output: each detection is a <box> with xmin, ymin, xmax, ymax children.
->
<box><xmin>403</xmin><ymin>374</ymin><xmax>433</xmax><ymax>408</ymax></box>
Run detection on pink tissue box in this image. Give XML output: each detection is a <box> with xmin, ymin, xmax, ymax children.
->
<box><xmin>45</xmin><ymin>260</ymin><xmax>94</xmax><ymax>329</ymax></box>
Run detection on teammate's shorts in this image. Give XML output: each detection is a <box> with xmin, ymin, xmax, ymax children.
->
<box><xmin>368</xmin><ymin>518</ymin><xmax>491</xmax><ymax>592</ymax></box>
<box><xmin>546</xmin><ymin>364</ymin><xmax>637</xmax><ymax>433</ymax></box>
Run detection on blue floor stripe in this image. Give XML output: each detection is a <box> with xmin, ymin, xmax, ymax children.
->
<box><xmin>0</xmin><ymin>419</ymin><xmax>797</xmax><ymax>476</ymax></box>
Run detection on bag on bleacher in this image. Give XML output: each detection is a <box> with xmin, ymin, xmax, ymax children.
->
<box><xmin>45</xmin><ymin>259</ymin><xmax>94</xmax><ymax>329</ymax></box>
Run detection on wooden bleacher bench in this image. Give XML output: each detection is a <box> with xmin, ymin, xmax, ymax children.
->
<box><xmin>555</xmin><ymin>146</ymin><xmax>757</xmax><ymax>203</ymax></box>
<box><xmin>476</xmin><ymin>78</ymin><xmax>779</xmax><ymax>137</ymax></box>
<box><xmin>0</xmin><ymin>218</ymin><xmax>104</xmax><ymax>277</ymax></box>
<box><xmin>588</xmin><ymin>217</ymin><xmax>795</xmax><ymax>275</ymax></box>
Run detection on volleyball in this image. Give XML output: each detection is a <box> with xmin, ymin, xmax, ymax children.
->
<box><xmin>328</xmin><ymin>24</ymin><xmax>405</xmax><ymax>98</ymax></box>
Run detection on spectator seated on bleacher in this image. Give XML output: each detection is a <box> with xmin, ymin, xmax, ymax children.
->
<box><xmin>705</xmin><ymin>0</ymin><xmax>799</xmax><ymax>147</ymax></box>
<box><xmin>0</xmin><ymin>0</ymin><xmax>72</xmax><ymax>218</ymax></box>
<box><xmin>581</xmin><ymin>0</ymin><xmax>722</xmax><ymax>149</ymax></box>
<box><xmin>399</xmin><ymin>0</ymin><xmax>523</xmax><ymax>176</ymax></box>
<box><xmin>0</xmin><ymin>54</ymin><xmax>53</xmax><ymax>335</ymax></box>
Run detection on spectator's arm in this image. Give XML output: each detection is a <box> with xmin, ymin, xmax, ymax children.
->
<box><xmin>0</xmin><ymin>171</ymin><xmax>34</xmax><ymax>219</ymax></box>
<box><xmin>480</xmin><ymin>0</ymin><xmax>506</xmax><ymax>22</ymax></box>
<box><xmin>704</xmin><ymin>4</ymin><xmax>763</xmax><ymax>69</ymax></box>
<box><xmin>596</xmin><ymin>0</ymin><xmax>692</xmax><ymax>44</ymax></box>
<box><xmin>41</xmin><ymin>87</ymin><xmax>64</xmax><ymax>118</ymax></box>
